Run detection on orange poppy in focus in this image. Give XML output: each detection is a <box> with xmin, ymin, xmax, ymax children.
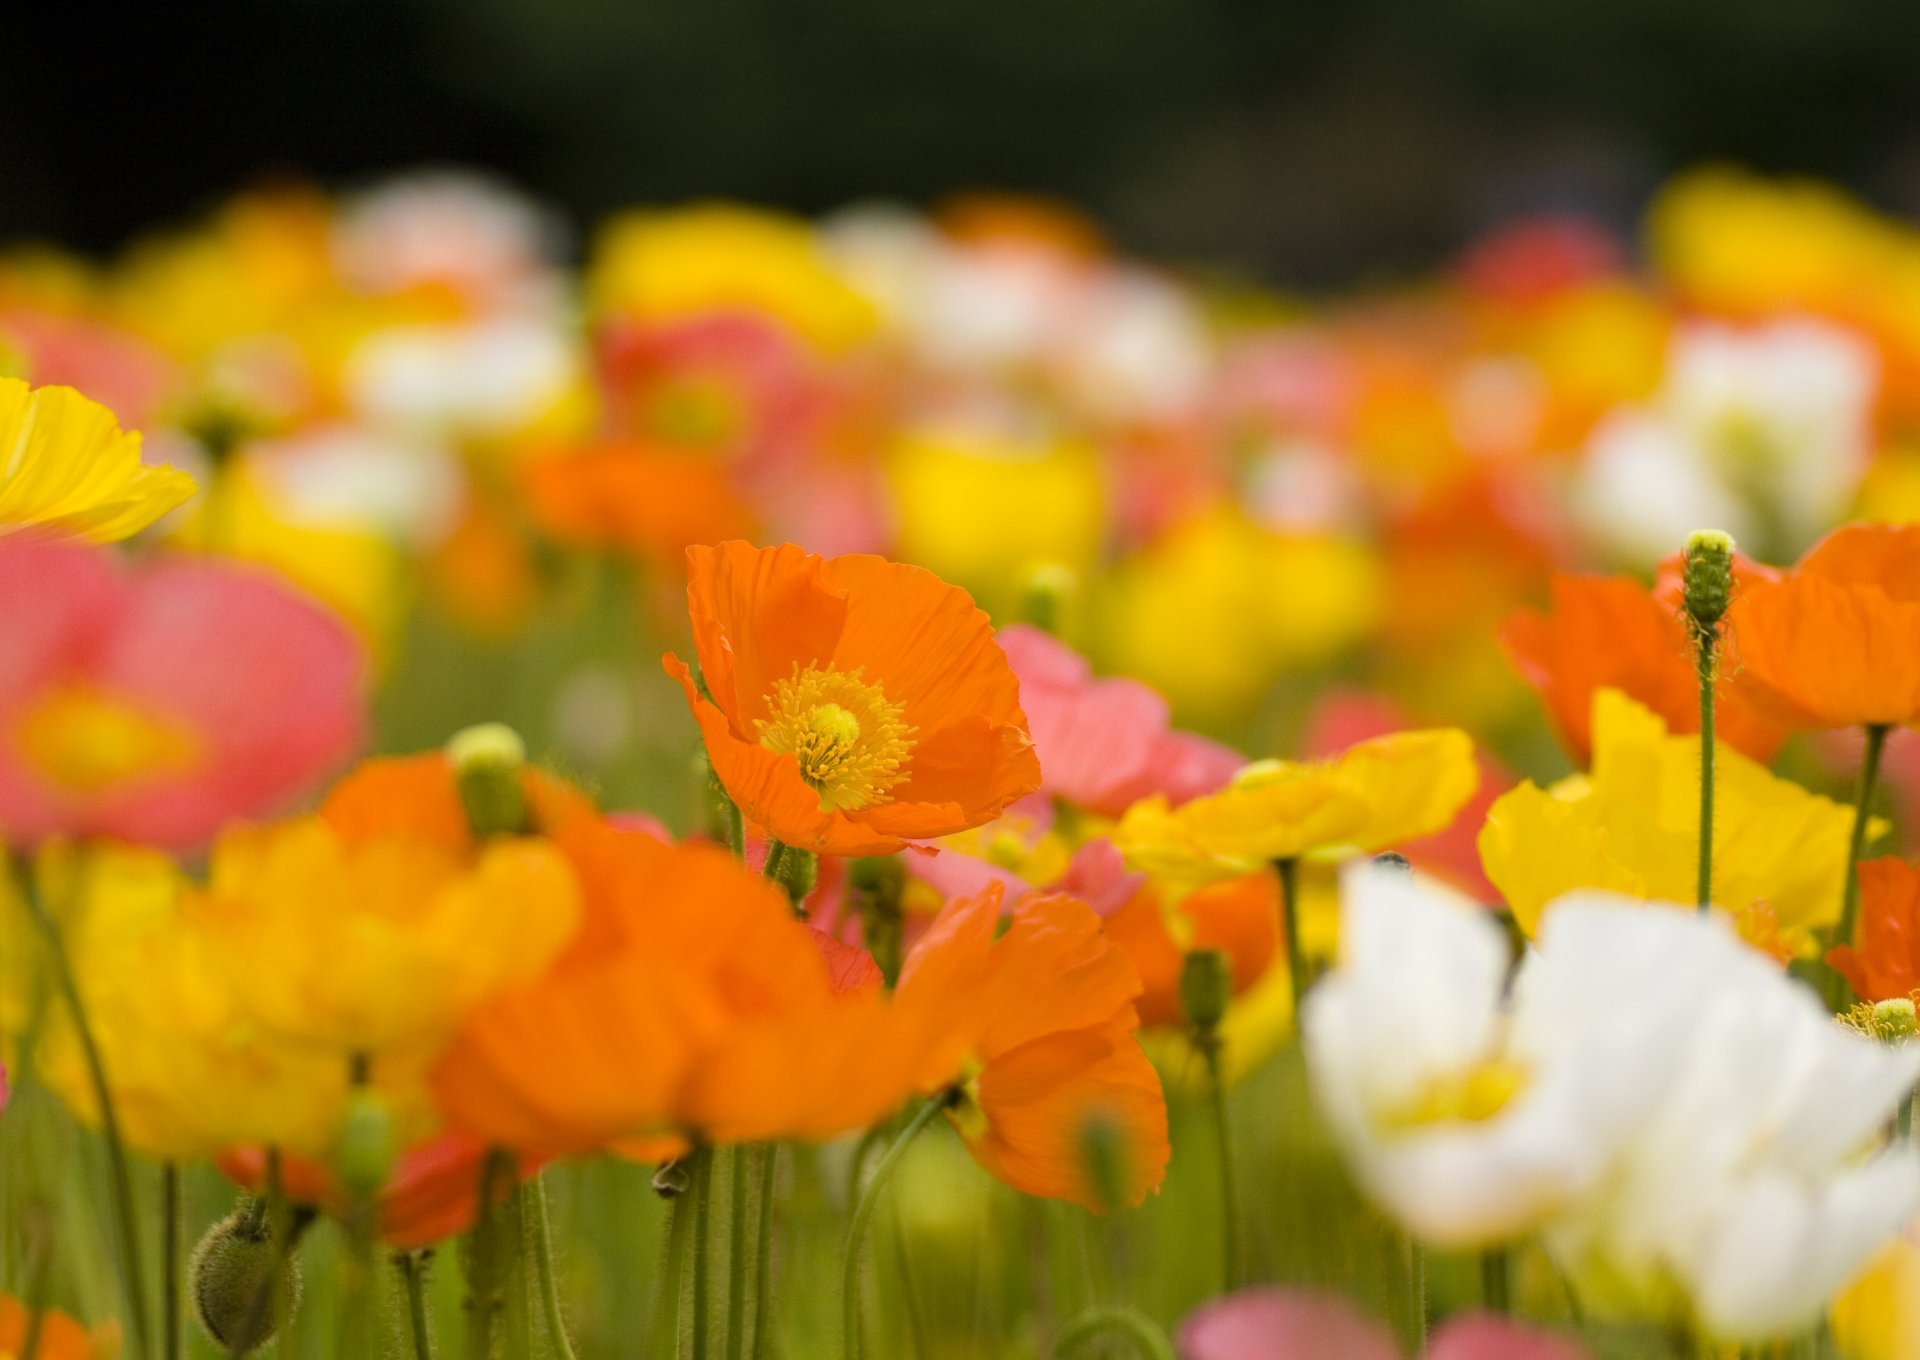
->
<box><xmin>1728</xmin><ymin>523</ymin><xmax>1920</xmax><ymax>730</ymax></box>
<box><xmin>1830</xmin><ymin>858</ymin><xmax>1920</xmax><ymax>1003</ymax></box>
<box><xmin>0</xmin><ymin>1292</ymin><xmax>112</xmax><ymax>1360</ymax></box>
<box><xmin>432</xmin><ymin>833</ymin><xmax>929</xmax><ymax>1153</ymax></box>
<box><xmin>1104</xmin><ymin>875</ymin><xmax>1279</xmax><ymax>1030</ymax></box>
<box><xmin>219</xmin><ymin>1135</ymin><xmax>542</xmax><ymax>1252</ymax></box>
<box><xmin>896</xmin><ymin>885</ymin><xmax>1170</xmax><ymax>1212</ymax></box>
<box><xmin>521</xmin><ymin>439</ymin><xmax>753</xmax><ymax>563</ymax></box>
<box><xmin>665</xmin><ymin>541</ymin><xmax>1041</xmax><ymax>857</ymax></box>
<box><xmin>1503</xmin><ymin>571</ymin><xmax>1786</xmax><ymax>763</ymax></box>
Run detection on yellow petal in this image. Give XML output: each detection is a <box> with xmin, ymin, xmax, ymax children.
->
<box><xmin>0</xmin><ymin>378</ymin><xmax>195</xmax><ymax>542</ymax></box>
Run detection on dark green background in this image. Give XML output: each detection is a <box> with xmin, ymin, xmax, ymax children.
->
<box><xmin>7</xmin><ymin>0</ymin><xmax>1920</xmax><ymax>284</ymax></box>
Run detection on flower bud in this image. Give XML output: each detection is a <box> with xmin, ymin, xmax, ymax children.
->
<box><xmin>1076</xmin><ymin>1112</ymin><xmax>1129</xmax><ymax>1215</ymax></box>
<box><xmin>191</xmin><ymin>1207</ymin><xmax>302</xmax><ymax>1354</ymax></box>
<box><xmin>447</xmin><ymin>723</ymin><xmax>528</xmax><ymax>838</ymax></box>
<box><xmin>335</xmin><ymin>1089</ymin><xmax>396</xmax><ymax>1199</ymax></box>
<box><xmin>1180</xmin><ymin>948</ymin><xmax>1234</xmax><ymax>1034</ymax></box>
<box><xmin>1683</xmin><ymin>529</ymin><xmax>1737</xmax><ymax>631</ymax></box>
<box><xmin>772</xmin><ymin>847</ymin><xmax>818</xmax><ymax>907</ymax></box>
<box><xmin>1017</xmin><ymin>562</ymin><xmax>1078</xmax><ymax>636</ymax></box>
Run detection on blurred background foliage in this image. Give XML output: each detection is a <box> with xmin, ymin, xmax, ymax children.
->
<box><xmin>8</xmin><ymin>0</ymin><xmax>1920</xmax><ymax>284</ymax></box>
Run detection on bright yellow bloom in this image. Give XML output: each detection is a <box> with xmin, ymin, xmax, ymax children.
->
<box><xmin>1831</xmin><ymin>1236</ymin><xmax>1920</xmax><ymax>1360</ymax></box>
<box><xmin>0</xmin><ymin>378</ymin><xmax>194</xmax><ymax>542</ymax></box>
<box><xmin>1114</xmin><ymin>728</ymin><xmax>1478</xmax><ymax>884</ymax></box>
<box><xmin>588</xmin><ymin>204</ymin><xmax>877</xmax><ymax>354</ymax></box>
<box><xmin>1479</xmin><ymin>689</ymin><xmax>1871</xmax><ymax>937</ymax></box>
<box><xmin>14</xmin><ymin>845</ymin><xmax>354</xmax><ymax>1161</ymax></box>
<box><xmin>194</xmin><ymin>814</ymin><xmax>583</xmax><ymax>1058</ymax></box>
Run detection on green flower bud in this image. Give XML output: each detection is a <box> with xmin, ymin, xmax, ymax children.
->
<box><xmin>191</xmin><ymin>1206</ymin><xmax>302</xmax><ymax>1355</ymax></box>
<box><xmin>1180</xmin><ymin>948</ymin><xmax>1234</xmax><ymax>1034</ymax></box>
<box><xmin>1683</xmin><ymin>529</ymin><xmax>1737</xmax><ymax>631</ymax></box>
<box><xmin>1017</xmin><ymin>562</ymin><xmax>1078</xmax><ymax>636</ymax></box>
<box><xmin>771</xmin><ymin>847</ymin><xmax>818</xmax><ymax>907</ymax></box>
<box><xmin>335</xmin><ymin>1089</ymin><xmax>395</xmax><ymax>1199</ymax></box>
<box><xmin>447</xmin><ymin>723</ymin><xmax>528</xmax><ymax>838</ymax></box>
<box><xmin>1076</xmin><ymin>1112</ymin><xmax>1130</xmax><ymax>1215</ymax></box>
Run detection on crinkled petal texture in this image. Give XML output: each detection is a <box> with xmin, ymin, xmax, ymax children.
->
<box><xmin>897</xmin><ymin>886</ymin><xmax>1170</xmax><ymax>1211</ymax></box>
<box><xmin>998</xmin><ymin>623</ymin><xmax>1241</xmax><ymax>817</ymax></box>
<box><xmin>1831</xmin><ymin>857</ymin><xmax>1920</xmax><ymax>1001</ymax></box>
<box><xmin>0</xmin><ymin>377</ymin><xmax>195</xmax><ymax>542</ymax></box>
<box><xmin>1114</xmin><ymin>728</ymin><xmax>1478</xmax><ymax>883</ymax></box>
<box><xmin>1502</xmin><ymin>572</ymin><xmax>1784</xmax><ymax>763</ymax></box>
<box><xmin>1728</xmin><ymin>522</ymin><xmax>1920</xmax><ymax>730</ymax></box>
<box><xmin>667</xmin><ymin>540</ymin><xmax>1040</xmax><ymax>856</ymax></box>
<box><xmin>434</xmin><ymin>833</ymin><xmax>928</xmax><ymax>1153</ymax></box>
<box><xmin>0</xmin><ymin>534</ymin><xmax>367</xmax><ymax>851</ymax></box>
<box><xmin>1479</xmin><ymin>689</ymin><xmax>1866</xmax><ymax>936</ymax></box>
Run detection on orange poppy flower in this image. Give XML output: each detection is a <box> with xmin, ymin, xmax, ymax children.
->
<box><xmin>1502</xmin><ymin>570</ymin><xmax>1786</xmax><ymax>764</ymax></box>
<box><xmin>1103</xmin><ymin>874</ymin><xmax>1279</xmax><ymax>1030</ymax></box>
<box><xmin>219</xmin><ymin>1135</ymin><xmax>543</xmax><ymax>1252</ymax></box>
<box><xmin>665</xmin><ymin>541</ymin><xmax>1041</xmax><ymax>857</ymax></box>
<box><xmin>1830</xmin><ymin>858</ymin><xmax>1920</xmax><ymax>1003</ymax></box>
<box><xmin>1728</xmin><ymin>522</ymin><xmax>1920</xmax><ymax>730</ymax></box>
<box><xmin>0</xmin><ymin>1292</ymin><xmax>111</xmax><ymax>1360</ymax></box>
<box><xmin>896</xmin><ymin>885</ymin><xmax>1170</xmax><ymax>1211</ymax></box>
<box><xmin>432</xmin><ymin>832</ymin><xmax>928</xmax><ymax>1152</ymax></box>
<box><xmin>520</xmin><ymin>438</ymin><xmax>753</xmax><ymax>563</ymax></box>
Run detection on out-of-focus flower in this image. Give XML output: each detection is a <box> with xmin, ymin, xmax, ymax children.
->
<box><xmin>197</xmin><ymin>754</ymin><xmax>589</xmax><ymax>1060</ymax></box>
<box><xmin>589</xmin><ymin>205</ymin><xmax>877</xmax><ymax>355</ymax></box>
<box><xmin>1831</xmin><ymin>1235</ymin><xmax>1920</xmax><ymax>1360</ymax></box>
<box><xmin>1830</xmin><ymin>858</ymin><xmax>1920</xmax><ymax>1002</ymax></box>
<box><xmin>0</xmin><ymin>534</ymin><xmax>366</xmax><ymax>851</ymax></box>
<box><xmin>1501</xmin><ymin>571</ymin><xmax>1786</xmax><ymax>764</ymax></box>
<box><xmin>1479</xmin><ymin>689</ymin><xmax>1863</xmax><ymax>939</ymax></box>
<box><xmin>0</xmin><ymin>376</ymin><xmax>194</xmax><ymax>541</ymax></box>
<box><xmin>1574</xmin><ymin>320</ymin><xmax>1877</xmax><ymax>565</ymax></box>
<box><xmin>344</xmin><ymin>318</ymin><xmax>581</xmax><ymax>443</ymax></box>
<box><xmin>219</xmin><ymin>1134</ymin><xmax>541</xmax><ymax>1251</ymax></box>
<box><xmin>1103</xmin><ymin>872</ymin><xmax>1277</xmax><ymax>1030</ymax></box>
<box><xmin>1727</xmin><ymin>522</ymin><xmax>1920</xmax><ymax>730</ymax></box>
<box><xmin>18</xmin><ymin>845</ymin><xmax>355</xmax><ymax>1161</ymax></box>
<box><xmin>896</xmin><ymin>884</ymin><xmax>1169</xmax><ymax>1210</ymax></box>
<box><xmin>521</xmin><ymin>438</ymin><xmax>752</xmax><ymax>563</ymax></box>
<box><xmin>1114</xmin><ymin>728</ymin><xmax>1477</xmax><ymax>885</ymax></box>
<box><xmin>0</xmin><ymin>1291</ymin><xmax>115</xmax><ymax>1360</ymax></box>
<box><xmin>1177</xmin><ymin>1287</ymin><xmax>1590</xmax><ymax>1360</ymax></box>
<box><xmin>665</xmin><ymin>541</ymin><xmax>1040</xmax><ymax>857</ymax></box>
<box><xmin>433</xmin><ymin>833</ymin><xmax>928</xmax><ymax>1151</ymax></box>
<box><xmin>999</xmin><ymin>623</ymin><xmax>1241</xmax><ymax>819</ymax></box>
<box><xmin>331</xmin><ymin>171</ymin><xmax>565</xmax><ymax>315</ymax></box>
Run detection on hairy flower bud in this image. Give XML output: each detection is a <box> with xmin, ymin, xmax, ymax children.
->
<box><xmin>448</xmin><ymin>722</ymin><xmax>528</xmax><ymax>838</ymax></box>
<box><xmin>191</xmin><ymin>1206</ymin><xmax>303</xmax><ymax>1354</ymax></box>
<box><xmin>1683</xmin><ymin>529</ymin><xmax>1737</xmax><ymax>632</ymax></box>
<box><xmin>335</xmin><ymin>1088</ymin><xmax>396</xmax><ymax>1199</ymax></box>
<box><xmin>1180</xmin><ymin>948</ymin><xmax>1234</xmax><ymax>1034</ymax></box>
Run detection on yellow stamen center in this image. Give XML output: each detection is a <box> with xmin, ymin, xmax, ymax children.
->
<box><xmin>1382</xmin><ymin>1059</ymin><xmax>1528</xmax><ymax>1131</ymax></box>
<box><xmin>16</xmin><ymin>686</ymin><xmax>203</xmax><ymax>795</ymax></box>
<box><xmin>755</xmin><ymin>664</ymin><xmax>914</xmax><ymax>812</ymax></box>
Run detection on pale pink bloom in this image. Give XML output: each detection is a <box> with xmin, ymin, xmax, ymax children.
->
<box><xmin>1000</xmin><ymin>624</ymin><xmax>1242</xmax><ymax>818</ymax></box>
<box><xmin>1178</xmin><ymin>1288</ymin><xmax>1589</xmax><ymax>1360</ymax></box>
<box><xmin>0</xmin><ymin>534</ymin><xmax>367</xmax><ymax>851</ymax></box>
<box><xmin>0</xmin><ymin>308</ymin><xmax>182</xmax><ymax>430</ymax></box>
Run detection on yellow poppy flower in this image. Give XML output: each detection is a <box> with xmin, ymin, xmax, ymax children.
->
<box><xmin>1479</xmin><ymin>688</ymin><xmax>1871</xmax><ymax>936</ymax></box>
<box><xmin>1831</xmin><ymin>1237</ymin><xmax>1920</xmax><ymax>1360</ymax></box>
<box><xmin>0</xmin><ymin>377</ymin><xmax>195</xmax><ymax>542</ymax></box>
<box><xmin>15</xmin><ymin>845</ymin><xmax>355</xmax><ymax>1161</ymax></box>
<box><xmin>1113</xmin><ymin>728</ymin><xmax>1479</xmax><ymax>883</ymax></box>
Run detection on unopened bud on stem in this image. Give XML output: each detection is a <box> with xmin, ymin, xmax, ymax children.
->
<box><xmin>448</xmin><ymin>723</ymin><xmax>528</xmax><ymax>838</ymax></box>
<box><xmin>1683</xmin><ymin>530</ymin><xmax>1736</xmax><ymax>633</ymax></box>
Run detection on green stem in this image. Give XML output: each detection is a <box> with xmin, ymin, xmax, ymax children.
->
<box><xmin>1694</xmin><ymin>623</ymin><xmax>1717</xmax><ymax>915</ymax></box>
<box><xmin>1199</xmin><ymin>1040</ymin><xmax>1238</xmax><ymax>1291</ymax></box>
<box><xmin>651</xmin><ymin>1179</ymin><xmax>696</xmax><ymax>1359</ymax></box>
<box><xmin>750</xmin><ymin>1146</ymin><xmax>778</xmax><ymax>1360</ymax></box>
<box><xmin>19</xmin><ymin>1211</ymin><xmax>53</xmax><ymax>1360</ymax></box>
<box><xmin>762</xmin><ymin>841</ymin><xmax>791</xmax><ymax>887</ymax></box>
<box><xmin>1275</xmin><ymin>858</ymin><xmax>1308</xmax><ymax>1009</ymax></box>
<box><xmin>1481</xmin><ymin>1249</ymin><xmax>1511</xmax><ymax>1315</ymax></box>
<box><xmin>163</xmin><ymin>1163</ymin><xmax>182</xmax><ymax>1360</ymax></box>
<box><xmin>18</xmin><ymin>859</ymin><xmax>153</xmax><ymax>1360</ymax></box>
<box><xmin>1051</xmin><ymin>1305</ymin><xmax>1177</xmax><ymax>1360</ymax></box>
<box><xmin>1837</xmin><ymin>723</ymin><xmax>1891</xmax><ymax>952</ymax></box>
<box><xmin>1406</xmin><ymin>1234</ymin><xmax>1427</xmax><ymax>1350</ymax></box>
<box><xmin>502</xmin><ymin>1186</ymin><xmax>534</xmax><ymax>1360</ymax></box>
<box><xmin>842</xmin><ymin>1099</ymin><xmax>945</xmax><ymax>1360</ymax></box>
<box><xmin>1901</xmin><ymin>1088</ymin><xmax>1915</xmax><ymax>1143</ymax></box>
<box><xmin>465</xmin><ymin>1148</ymin><xmax>514</xmax><ymax>1360</ymax></box>
<box><xmin>527</xmin><ymin>1175</ymin><xmax>579</xmax><ymax>1360</ymax></box>
<box><xmin>725</xmin><ymin>1146</ymin><xmax>751</xmax><ymax>1360</ymax></box>
<box><xmin>398</xmin><ymin>1252</ymin><xmax>436</xmax><ymax>1360</ymax></box>
<box><xmin>693</xmin><ymin>1149</ymin><xmax>715</xmax><ymax>1360</ymax></box>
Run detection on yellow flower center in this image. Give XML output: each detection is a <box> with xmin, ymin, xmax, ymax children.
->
<box><xmin>948</xmin><ymin>1057</ymin><xmax>990</xmax><ymax>1143</ymax></box>
<box><xmin>755</xmin><ymin>665</ymin><xmax>914</xmax><ymax>812</ymax></box>
<box><xmin>15</xmin><ymin>686</ymin><xmax>203</xmax><ymax>795</ymax></box>
<box><xmin>1382</xmin><ymin>1059</ymin><xmax>1528</xmax><ymax>1131</ymax></box>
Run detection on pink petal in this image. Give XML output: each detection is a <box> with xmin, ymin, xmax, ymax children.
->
<box><xmin>1177</xmin><ymin>1288</ymin><xmax>1401</xmax><ymax>1360</ymax></box>
<box><xmin>1427</xmin><ymin>1316</ymin><xmax>1590</xmax><ymax>1360</ymax></box>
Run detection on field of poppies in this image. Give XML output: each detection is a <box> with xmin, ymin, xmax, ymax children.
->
<box><xmin>6</xmin><ymin>167</ymin><xmax>1920</xmax><ymax>1360</ymax></box>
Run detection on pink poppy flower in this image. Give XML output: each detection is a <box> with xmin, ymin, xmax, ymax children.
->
<box><xmin>1000</xmin><ymin>624</ymin><xmax>1242</xmax><ymax>818</ymax></box>
<box><xmin>0</xmin><ymin>534</ymin><xmax>367</xmax><ymax>851</ymax></box>
<box><xmin>1179</xmin><ymin>1289</ymin><xmax>1589</xmax><ymax>1360</ymax></box>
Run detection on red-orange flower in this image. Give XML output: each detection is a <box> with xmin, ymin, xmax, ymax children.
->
<box><xmin>666</xmin><ymin>541</ymin><xmax>1041</xmax><ymax>857</ymax></box>
<box><xmin>1503</xmin><ymin>571</ymin><xmax>1785</xmax><ymax>763</ymax></box>
<box><xmin>896</xmin><ymin>885</ymin><xmax>1170</xmax><ymax>1211</ymax></box>
<box><xmin>1830</xmin><ymin>858</ymin><xmax>1920</xmax><ymax>1003</ymax></box>
<box><xmin>432</xmin><ymin>833</ymin><xmax>930</xmax><ymax>1152</ymax></box>
<box><xmin>521</xmin><ymin>438</ymin><xmax>753</xmax><ymax>563</ymax></box>
<box><xmin>0</xmin><ymin>1292</ymin><xmax>112</xmax><ymax>1360</ymax></box>
<box><xmin>1103</xmin><ymin>875</ymin><xmax>1279</xmax><ymax>1030</ymax></box>
<box><xmin>1728</xmin><ymin>522</ymin><xmax>1920</xmax><ymax>730</ymax></box>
